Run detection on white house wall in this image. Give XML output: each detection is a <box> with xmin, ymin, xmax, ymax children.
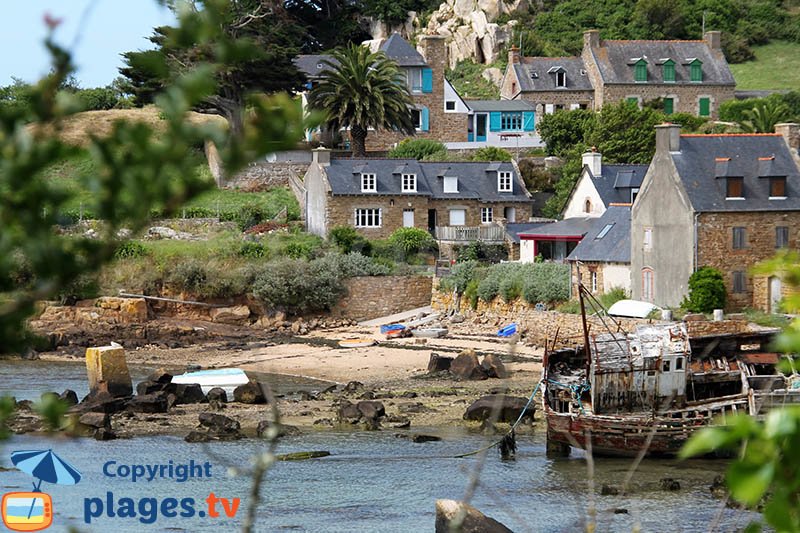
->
<box><xmin>603</xmin><ymin>263</ymin><xmax>631</xmax><ymax>293</ymax></box>
<box><xmin>563</xmin><ymin>170</ymin><xmax>605</xmax><ymax>218</ymax></box>
<box><xmin>443</xmin><ymin>80</ymin><xmax>470</xmax><ymax>114</ymax></box>
<box><xmin>519</xmin><ymin>239</ymin><xmax>536</xmax><ymax>263</ymax></box>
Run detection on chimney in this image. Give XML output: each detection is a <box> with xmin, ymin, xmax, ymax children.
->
<box><xmin>704</xmin><ymin>31</ymin><xmax>721</xmax><ymax>51</ymax></box>
<box><xmin>583</xmin><ymin>30</ymin><xmax>600</xmax><ymax>51</ymax></box>
<box><xmin>509</xmin><ymin>45</ymin><xmax>521</xmax><ymax>65</ymax></box>
<box><xmin>776</xmin><ymin>122</ymin><xmax>800</xmax><ymax>163</ymax></box>
<box><xmin>312</xmin><ymin>147</ymin><xmax>331</xmax><ymax>166</ymax></box>
<box><xmin>655</xmin><ymin>123</ymin><xmax>681</xmax><ymax>153</ymax></box>
<box><xmin>418</xmin><ymin>34</ymin><xmax>447</xmax><ymax>72</ymax></box>
<box><xmin>582</xmin><ymin>147</ymin><xmax>602</xmax><ymax>176</ymax></box>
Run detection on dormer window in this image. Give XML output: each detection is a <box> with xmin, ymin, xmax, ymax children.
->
<box><xmin>770</xmin><ymin>176</ymin><xmax>787</xmax><ymax>199</ymax></box>
<box><xmin>634</xmin><ymin>59</ymin><xmax>648</xmax><ymax>82</ymax></box>
<box><xmin>556</xmin><ymin>71</ymin><xmax>566</xmax><ymax>87</ymax></box>
<box><xmin>498</xmin><ymin>171</ymin><xmax>512</xmax><ymax>192</ymax></box>
<box><xmin>662</xmin><ymin>59</ymin><xmax>675</xmax><ymax>82</ymax></box>
<box><xmin>402</xmin><ymin>173</ymin><xmax>417</xmax><ymax>192</ymax></box>
<box><xmin>631</xmin><ymin>187</ymin><xmax>640</xmax><ymax>203</ymax></box>
<box><xmin>443</xmin><ymin>176</ymin><xmax>458</xmax><ymax>193</ymax></box>
<box><xmin>361</xmin><ymin>173</ymin><xmax>376</xmax><ymax>193</ymax></box>
<box><xmin>689</xmin><ymin>60</ymin><xmax>703</xmax><ymax>82</ymax></box>
<box><xmin>726</xmin><ymin>176</ymin><xmax>744</xmax><ymax>199</ymax></box>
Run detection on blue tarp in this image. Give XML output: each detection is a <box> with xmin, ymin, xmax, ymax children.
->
<box><xmin>497</xmin><ymin>323</ymin><xmax>517</xmax><ymax>337</ymax></box>
<box><xmin>380</xmin><ymin>324</ymin><xmax>406</xmax><ymax>334</ymax></box>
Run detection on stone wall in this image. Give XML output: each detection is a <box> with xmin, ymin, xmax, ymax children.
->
<box><xmin>600</xmin><ymin>84</ymin><xmax>734</xmax><ymax>119</ymax></box>
<box><xmin>333</xmin><ymin>275</ymin><xmax>433</xmax><ymax>321</ymax></box>
<box><xmin>326</xmin><ymin>194</ymin><xmax>432</xmax><ymax>239</ymax></box>
<box><xmin>697</xmin><ymin>211</ymin><xmax>800</xmax><ymax>311</ymax></box>
<box><xmin>222</xmin><ymin>162</ymin><xmax>309</xmax><ymax>191</ymax></box>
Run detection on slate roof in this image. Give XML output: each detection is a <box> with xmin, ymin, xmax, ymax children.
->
<box><xmin>293</xmin><ymin>54</ymin><xmax>336</xmax><ymax>80</ymax></box>
<box><xmin>514</xmin><ymin>57</ymin><xmax>593</xmax><ymax>92</ymax></box>
<box><xmin>380</xmin><ymin>33</ymin><xmax>427</xmax><ymax>67</ymax></box>
<box><xmin>585</xmin><ymin>164</ymin><xmax>649</xmax><ymax>205</ymax></box>
<box><xmin>566</xmin><ymin>205</ymin><xmax>631</xmax><ymax>263</ymax></box>
<box><xmin>505</xmin><ymin>220</ymin><xmax>555</xmax><ymax>243</ymax></box>
<box><xmin>466</xmin><ymin>100</ymin><xmax>536</xmax><ymax>112</ymax></box>
<box><xmin>589</xmin><ymin>39</ymin><xmax>735</xmax><ymax>85</ymax></box>
<box><xmin>322</xmin><ymin>159</ymin><xmax>531</xmax><ymax>202</ymax></box>
<box><xmin>671</xmin><ymin>134</ymin><xmax>800</xmax><ymax>212</ymax></box>
<box><xmin>517</xmin><ymin>217</ymin><xmax>595</xmax><ymax>238</ymax></box>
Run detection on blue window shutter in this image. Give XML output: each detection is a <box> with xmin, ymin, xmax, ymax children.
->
<box><xmin>421</xmin><ymin>107</ymin><xmax>429</xmax><ymax>132</ymax></box>
<box><xmin>523</xmin><ymin>111</ymin><xmax>535</xmax><ymax>131</ymax></box>
<box><xmin>422</xmin><ymin>68</ymin><xmax>433</xmax><ymax>93</ymax></box>
<box><xmin>489</xmin><ymin>112</ymin><xmax>502</xmax><ymax>131</ymax></box>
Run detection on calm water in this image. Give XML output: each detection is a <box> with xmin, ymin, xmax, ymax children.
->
<box><xmin>0</xmin><ymin>361</ymin><xmax>761</xmax><ymax>532</ymax></box>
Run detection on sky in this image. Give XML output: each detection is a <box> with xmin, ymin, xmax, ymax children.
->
<box><xmin>0</xmin><ymin>0</ymin><xmax>176</xmax><ymax>88</ymax></box>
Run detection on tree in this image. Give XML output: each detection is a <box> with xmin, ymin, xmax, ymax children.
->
<box><xmin>682</xmin><ymin>266</ymin><xmax>726</xmax><ymax>313</ymax></box>
<box><xmin>119</xmin><ymin>0</ymin><xmax>307</xmax><ymax>138</ymax></box>
<box><xmin>388</xmin><ymin>138</ymin><xmax>446</xmax><ymax>160</ymax></box>
<box><xmin>537</xmin><ymin>108</ymin><xmax>596</xmax><ymax>157</ymax></box>
<box><xmin>587</xmin><ymin>100</ymin><xmax>663</xmax><ymax>164</ymax></box>
<box><xmin>308</xmin><ymin>44</ymin><xmax>415</xmax><ymax>157</ymax></box>
<box><xmin>741</xmin><ymin>99</ymin><xmax>792</xmax><ymax>133</ymax></box>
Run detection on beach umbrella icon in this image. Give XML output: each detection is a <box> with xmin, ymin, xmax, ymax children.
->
<box><xmin>11</xmin><ymin>449</ymin><xmax>81</xmax><ymax>491</ymax></box>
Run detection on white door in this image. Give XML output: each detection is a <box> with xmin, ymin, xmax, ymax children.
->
<box><xmin>449</xmin><ymin>209</ymin><xmax>466</xmax><ymax>226</ymax></box>
<box><xmin>769</xmin><ymin>276</ymin><xmax>782</xmax><ymax>313</ymax></box>
<box><xmin>403</xmin><ymin>209</ymin><xmax>414</xmax><ymax>228</ymax></box>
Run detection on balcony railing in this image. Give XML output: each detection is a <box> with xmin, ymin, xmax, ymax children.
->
<box><xmin>434</xmin><ymin>225</ymin><xmax>506</xmax><ymax>242</ymax></box>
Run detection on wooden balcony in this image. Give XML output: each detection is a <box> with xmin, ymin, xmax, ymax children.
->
<box><xmin>434</xmin><ymin>225</ymin><xmax>506</xmax><ymax>243</ymax></box>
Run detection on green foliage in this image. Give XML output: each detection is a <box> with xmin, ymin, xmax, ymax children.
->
<box><xmin>587</xmin><ymin>100</ymin><xmax>662</xmax><ymax>164</ymax></box>
<box><xmin>730</xmin><ymin>42</ymin><xmax>800</xmax><ymax>90</ymax></box>
<box><xmin>34</xmin><ymin>393</ymin><xmax>70</xmax><ymax>432</ymax></box>
<box><xmin>362</xmin><ymin>0</ymin><xmax>439</xmax><ymax>26</ymax></box>
<box><xmin>238</xmin><ymin>241</ymin><xmax>267</xmax><ymax>259</ymax></box>
<box><xmin>541</xmin><ymin>145</ymin><xmax>586</xmax><ymax>218</ymax></box>
<box><xmin>445</xmin><ymin>59</ymin><xmax>503</xmax><ymax>100</ymax></box>
<box><xmin>557</xmin><ymin>286</ymin><xmax>628</xmax><ymax>314</ymax></box>
<box><xmin>114</xmin><ymin>241</ymin><xmax>148</xmax><ymax>259</ymax></box>
<box><xmin>682</xmin><ymin>266</ymin><xmax>727</xmax><ymax>313</ymax></box>
<box><xmin>537</xmin><ymin>108</ymin><xmax>596</xmax><ymax>157</ymax></box>
<box><xmin>315</xmin><ymin>252</ymin><xmax>390</xmax><ymax>278</ymax></box>
<box><xmin>388</xmin><ymin>138</ymin><xmax>446</xmax><ymax>160</ymax></box>
<box><xmin>235</xmin><ymin>202</ymin><xmax>268</xmax><ymax>231</ymax></box>
<box><xmin>457</xmin><ymin>241</ymin><xmax>509</xmax><ymax>263</ymax></box>
<box><xmin>388</xmin><ymin>227</ymin><xmax>437</xmax><ymax>257</ymax></box>
<box><xmin>517</xmin><ymin>159</ymin><xmax>557</xmax><ymax>193</ymax></box>
<box><xmin>475</xmin><ymin>263</ymin><xmax>570</xmax><ymax>304</ymax></box>
<box><xmin>77</xmin><ymin>87</ymin><xmax>130</xmax><ymax>110</ymax></box>
<box><xmin>329</xmin><ymin>226</ymin><xmax>372</xmax><ymax>255</ymax></box>
<box><xmin>668</xmin><ymin>112</ymin><xmax>708</xmax><ymax>133</ymax></box>
<box><xmin>252</xmin><ymin>258</ymin><xmax>343</xmax><ymax>314</ymax></box>
<box><xmin>0</xmin><ymin>396</ymin><xmax>14</xmax><ymax>440</ymax></box>
<box><xmin>57</xmin><ymin>273</ymin><xmax>100</xmax><ymax>303</ymax></box>
<box><xmin>741</xmin><ymin>99</ymin><xmax>792</xmax><ymax>133</ymax></box>
<box><xmin>440</xmin><ymin>260</ymin><xmax>479</xmax><ymax>294</ymax></box>
<box><xmin>470</xmin><ymin>146</ymin><xmax>512</xmax><ymax>162</ymax></box>
<box><xmin>464</xmin><ymin>279</ymin><xmax>480</xmax><ymax>310</ymax></box>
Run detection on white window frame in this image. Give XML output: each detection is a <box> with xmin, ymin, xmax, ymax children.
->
<box><xmin>591</xmin><ymin>271</ymin><xmax>598</xmax><ymax>292</ymax></box>
<box><xmin>449</xmin><ymin>208</ymin><xmax>466</xmax><ymax>226</ymax></box>
<box><xmin>642</xmin><ymin>268</ymin><xmax>654</xmax><ymax>302</ymax></box>
<box><xmin>481</xmin><ymin>207</ymin><xmax>493</xmax><ymax>224</ymax></box>
<box><xmin>408</xmin><ymin>68</ymin><xmax>422</xmax><ymax>93</ymax></box>
<box><xmin>402</xmin><ymin>173</ymin><xmax>417</xmax><ymax>192</ymax></box>
<box><xmin>631</xmin><ymin>188</ymin><xmax>640</xmax><ymax>203</ymax></box>
<box><xmin>410</xmin><ymin>109</ymin><xmax>422</xmax><ymax>131</ymax></box>
<box><xmin>498</xmin><ymin>171</ymin><xmax>513</xmax><ymax>192</ymax></box>
<box><xmin>361</xmin><ymin>173</ymin><xmax>376</xmax><ymax>193</ymax></box>
<box><xmin>443</xmin><ymin>176</ymin><xmax>458</xmax><ymax>193</ymax></box>
<box><xmin>354</xmin><ymin>208</ymin><xmax>381</xmax><ymax>228</ymax></box>
<box><xmin>643</xmin><ymin>227</ymin><xmax>653</xmax><ymax>250</ymax></box>
<box><xmin>555</xmin><ymin>71</ymin><xmax>566</xmax><ymax>87</ymax></box>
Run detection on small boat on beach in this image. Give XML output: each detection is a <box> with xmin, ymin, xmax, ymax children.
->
<box><xmin>172</xmin><ymin>367</ymin><xmax>249</xmax><ymax>396</ymax></box>
<box><xmin>338</xmin><ymin>338</ymin><xmax>378</xmax><ymax>348</ymax></box>
<box><xmin>411</xmin><ymin>327</ymin><xmax>448</xmax><ymax>339</ymax></box>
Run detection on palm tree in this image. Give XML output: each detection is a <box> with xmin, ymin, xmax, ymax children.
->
<box><xmin>741</xmin><ymin>100</ymin><xmax>791</xmax><ymax>133</ymax></box>
<box><xmin>309</xmin><ymin>44</ymin><xmax>416</xmax><ymax>157</ymax></box>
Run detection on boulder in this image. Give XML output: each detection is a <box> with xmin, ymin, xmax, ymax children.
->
<box><xmin>450</xmin><ymin>350</ymin><xmax>488</xmax><ymax>380</ymax></box>
<box><xmin>659</xmin><ymin>478</ymin><xmax>681</xmax><ymax>491</ymax></box>
<box><xmin>185</xmin><ymin>431</ymin><xmax>212</xmax><ymax>443</ymax></box>
<box><xmin>434</xmin><ymin>499</ymin><xmax>514</xmax><ymax>533</ymax></box>
<box><xmin>148</xmin><ymin>368</ymin><xmax>173</xmax><ymax>384</ymax></box>
<box><xmin>427</xmin><ymin>353</ymin><xmax>453</xmax><ymax>373</ymax></box>
<box><xmin>357</xmin><ymin>401</ymin><xmax>386</xmax><ymax>420</ymax></box>
<box><xmin>136</xmin><ymin>380</ymin><xmax>168</xmax><ymax>396</ymax></box>
<box><xmin>206</xmin><ymin>387</ymin><xmax>228</xmax><ymax>404</ymax></box>
<box><xmin>233</xmin><ymin>381</ymin><xmax>266</xmax><ymax>404</ymax></box>
<box><xmin>411</xmin><ymin>434</ymin><xmax>441</xmax><ymax>443</ymax></box>
<box><xmin>78</xmin><ymin>412</ymin><xmax>110</xmax><ymax>429</ymax></box>
<box><xmin>173</xmin><ymin>383</ymin><xmax>207</xmax><ymax>405</ymax></box>
<box><xmin>210</xmin><ymin>305</ymin><xmax>251</xmax><ymax>325</ymax></box>
<box><xmin>482</xmin><ymin>67</ymin><xmax>503</xmax><ymax>87</ymax></box>
<box><xmin>337</xmin><ymin>401</ymin><xmax>362</xmax><ymax>422</ymax></box>
<box><xmin>85</xmin><ymin>345</ymin><xmax>133</xmax><ymax>397</ymax></box>
<box><xmin>93</xmin><ymin>428</ymin><xmax>117</xmax><ymax>441</ymax></box>
<box><xmin>127</xmin><ymin>393</ymin><xmax>169</xmax><ymax>414</ymax></box>
<box><xmin>463</xmin><ymin>395</ymin><xmax>534</xmax><ymax>423</ymax></box>
<box><xmin>343</xmin><ymin>381</ymin><xmax>365</xmax><ymax>394</ymax></box>
<box><xmin>257</xmin><ymin>420</ymin><xmax>302</xmax><ymax>439</ymax></box>
<box><xmin>600</xmin><ymin>484</ymin><xmax>620</xmax><ymax>495</ymax></box>
<box><xmin>198</xmin><ymin>412</ymin><xmax>240</xmax><ymax>434</ymax></box>
<box><xmin>481</xmin><ymin>354</ymin><xmax>509</xmax><ymax>379</ymax></box>
<box><xmin>71</xmin><ymin>393</ymin><xmax>129</xmax><ymax>415</ymax></box>
<box><xmin>59</xmin><ymin>389</ymin><xmax>79</xmax><ymax>406</ymax></box>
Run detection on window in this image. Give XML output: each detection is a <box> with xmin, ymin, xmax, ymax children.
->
<box><xmin>733</xmin><ymin>227</ymin><xmax>746</xmax><ymax>249</ymax></box>
<box><xmin>584</xmin><ymin>199</ymin><xmax>592</xmax><ymax>213</ymax></box>
<box><xmin>733</xmin><ymin>271</ymin><xmax>746</xmax><ymax>293</ymax></box>
<box><xmin>411</xmin><ymin>109</ymin><xmax>421</xmax><ymax>129</ymax></box>
<box><xmin>556</xmin><ymin>71</ymin><xmax>566</xmax><ymax>87</ymax></box>
<box><xmin>443</xmin><ymin>176</ymin><xmax>458</xmax><ymax>193</ymax></box>
<box><xmin>642</xmin><ymin>268</ymin><xmax>654</xmax><ymax>302</ymax></box>
<box><xmin>501</xmin><ymin>112</ymin><xmax>523</xmax><ymax>130</ymax></box>
<box><xmin>634</xmin><ymin>60</ymin><xmax>647</xmax><ymax>82</ymax></box>
<box><xmin>726</xmin><ymin>177</ymin><xmax>744</xmax><ymax>199</ymax></box>
<box><xmin>699</xmin><ymin>97</ymin><xmax>710</xmax><ymax>117</ymax></box>
<box><xmin>663</xmin><ymin>97</ymin><xmax>674</xmax><ymax>115</ymax></box>
<box><xmin>407</xmin><ymin>68</ymin><xmax>422</xmax><ymax>92</ymax></box>
<box><xmin>481</xmin><ymin>207</ymin><xmax>493</xmax><ymax>223</ymax></box>
<box><xmin>690</xmin><ymin>61</ymin><xmax>702</xmax><ymax>82</ymax></box>
<box><xmin>662</xmin><ymin>60</ymin><xmax>675</xmax><ymax>82</ymax></box>
<box><xmin>498</xmin><ymin>171</ymin><xmax>513</xmax><ymax>192</ymax></box>
<box><xmin>770</xmin><ymin>176</ymin><xmax>787</xmax><ymax>198</ymax></box>
<box><xmin>777</xmin><ymin>226</ymin><xmax>789</xmax><ymax>248</ymax></box>
<box><xmin>402</xmin><ymin>173</ymin><xmax>416</xmax><ymax>192</ymax></box>
<box><xmin>662</xmin><ymin>360</ymin><xmax>671</xmax><ymax>372</ymax></box>
<box><xmin>591</xmin><ymin>271</ymin><xmax>598</xmax><ymax>293</ymax></box>
<box><xmin>361</xmin><ymin>173</ymin><xmax>376</xmax><ymax>192</ymax></box>
<box><xmin>445</xmin><ymin>100</ymin><xmax>456</xmax><ymax>111</ymax></box>
<box><xmin>449</xmin><ymin>209</ymin><xmax>466</xmax><ymax>226</ymax></box>
<box><xmin>643</xmin><ymin>228</ymin><xmax>653</xmax><ymax>250</ymax></box>
<box><xmin>631</xmin><ymin>187</ymin><xmax>640</xmax><ymax>203</ymax></box>
<box><xmin>675</xmin><ymin>357</ymin><xmax>684</xmax><ymax>371</ymax></box>
<box><xmin>355</xmin><ymin>208</ymin><xmax>381</xmax><ymax>227</ymax></box>
<box><xmin>596</xmin><ymin>223</ymin><xmax>614</xmax><ymax>239</ymax></box>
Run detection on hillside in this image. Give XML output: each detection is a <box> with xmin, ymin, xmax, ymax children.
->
<box><xmin>729</xmin><ymin>41</ymin><xmax>800</xmax><ymax>90</ymax></box>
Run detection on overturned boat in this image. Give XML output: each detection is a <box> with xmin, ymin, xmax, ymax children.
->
<box><xmin>543</xmin><ymin>291</ymin><xmax>798</xmax><ymax>457</ymax></box>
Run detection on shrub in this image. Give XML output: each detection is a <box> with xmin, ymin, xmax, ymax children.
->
<box><xmin>457</xmin><ymin>241</ymin><xmax>508</xmax><ymax>263</ymax></box>
<box><xmin>682</xmin><ymin>266</ymin><xmax>726</xmax><ymax>313</ymax></box>
<box><xmin>388</xmin><ymin>227</ymin><xmax>436</xmax><ymax>257</ymax></box>
<box><xmin>251</xmin><ymin>259</ymin><xmax>344</xmax><ymax>314</ymax></box>
<box><xmin>77</xmin><ymin>87</ymin><xmax>125</xmax><ymax>110</ymax></box>
<box><xmin>235</xmin><ymin>202</ymin><xmax>268</xmax><ymax>231</ymax></box>
<box><xmin>387</xmin><ymin>138</ymin><xmax>446</xmax><ymax>160</ymax></box>
<box><xmin>499</xmin><ymin>276</ymin><xmax>521</xmax><ymax>302</ymax></box>
<box><xmin>238</xmin><ymin>241</ymin><xmax>267</xmax><ymax>258</ymax></box>
<box><xmin>114</xmin><ymin>241</ymin><xmax>148</xmax><ymax>259</ymax></box>
<box><xmin>329</xmin><ymin>226</ymin><xmax>372</xmax><ymax>255</ymax></box>
<box><xmin>314</xmin><ymin>252</ymin><xmax>389</xmax><ymax>278</ymax></box>
<box><xmin>471</xmin><ymin>146</ymin><xmax>512</xmax><ymax>162</ymax></box>
<box><xmin>476</xmin><ymin>273</ymin><xmax>501</xmax><ymax>302</ymax></box>
<box><xmin>167</xmin><ymin>259</ymin><xmax>207</xmax><ymax>295</ymax></box>
<box><xmin>57</xmin><ymin>273</ymin><xmax>100</xmax><ymax>304</ymax></box>
<box><xmin>285</xmin><ymin>240</ymin><xmax>315</xmax><ymax>260</ymax></box>
<box><xmin>464</xmin><ymin>279</ymin><xmax>480</xmax><ymax>310</ymax></box>
<box><xmin>441</xmin><ymin>260</ymin><xmax>479</xmax><ymax>294</ymax></box>
<box><xmin>522</xmin><ymin>263</ymin><xmax>570</xmax><ymax>304</ymax></box>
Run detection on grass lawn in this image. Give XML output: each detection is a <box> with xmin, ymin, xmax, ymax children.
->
<box><xmin>730</xmin><ymin>41</ymin><xmax>800</xmax><ymax>90</ymax></box>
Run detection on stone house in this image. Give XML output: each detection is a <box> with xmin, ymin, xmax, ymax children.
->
<box><xmin>631</xmin><ymin>123</ymin><xmax>800</xmax><ymax>312</ymax></box>
<box><xmin>299</xmin><ymin>148</ymin><xmax>534</xmax><ymax>240</ymax></box>
<box><xmin>444</xmin><ymin>99</ymin><xmax>542</xmax><ymax>151</ymax></box>
<box><xmin>502</xmin><ymin>30</ymin><xmax>735</xmax><ymax>119</ymax></box>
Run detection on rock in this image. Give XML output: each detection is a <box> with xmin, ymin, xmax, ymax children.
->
<box><xmin>683</xmin><ymin>313</ymin><xmax>706</xmax><ymax>322</ymax></box>
<box><xmin>127</xmin><ymin>393</ymin><xmax>169</xmax><ymax>413</ymax></box>
<box><xmin>427</xmin><ymin>353</ymin><xmax>453</xmax><ymax>373</ymax></box>
<box><xmin>96</xmin><ymin>297</ymin><xmax>148</xmax><ymax>323</ymax></box>
<box><xmin>600</xmin><ymin>484</ymin><xmax>620</xmax><ymax>496</ymax></box>
<box><xmin>659</xmin><ymin>478</ymin><xmax>681</xmax><ymax>491</ymax></box>
<box><xmin>410</xmin><ymin>434</ymin><xmax>441</xmax><ymax>443</ymax></box>
<box><xmin>206</xmin><ymin>387</ymin><xmax>227</xmax><ymax>404</ymax></box>
<box><xmin>198</xmin><ymin>412</ymin><xmax>241</xmax><ymax>433</ymax></box>
<box><xmin>148</xmin><ymin>368</ymin><xmax>173</xmax><ymax>384</ymax></box>
<box><xmin>72</xmin><ymin>393</ymin><xmax>129</xmax><ymax>415</ymax></box>
<box><xmin>257</xmin><ymin>420</ymin><xmax>302</xmax><ymax>439</ymax></box>
<box><xmin>185</xmin><ymin>431</ymin><xmax>212</xmax><ymax>443</ymax></box>
<box><xmin>337</xmin><ymin>401</ymin><xmax>362</xmax><ymax>423</ymax></box>
<box><xmin>210</xmin><ymin>305</ymin><xmax>251</xmax><ymax>325</ymax></box>
<box><xmin>343</xmin><ymin>381</ymin><xmax>364</xmax><ymax>394</ymax></box>
<box><xmin>233</xmin><ymin>381</ymin><xmax>266</xmax><ymax>404</ymax></box>
<box><xmin>148</xmin><ymin>226</ymin><xmax>178</xmax><ymax>239</ymax></box>
<box><xmin>94</xmin><ymin>428</ymin><xmax>117</xmax><ymax>441</ymax></box>
<box><xmin>275</xmin><ymin>451</ymin><xmax>331</xmax><ymax>461</ymax></box>
<box><xmin>15</xmin><ymin>400</ymin><xmax>33</xmax><ymax>411</ymax></box>
<box><xmin>400</xmin><ymin>391</ymin><xmax>418</xmax><ymax>399</ymax></box>
<box><xmin>434</xmin><ymin>499</ymin><xmax>514</xmax><ymax>533</ymax></box>
<box><xmin>450</xmin><ymin>349</ymin><xmax>488</xmax><ymax>380</ymax></box>
<box><xmin>59</xmin><ymin>390</ymin><xmax>79</xmax><ymax>406</ymax></box>
<box><xmin>481</xmin><ymin>354</ymin><xmax>509</xmax><ymax>379</ymax></box>
<box><xmin>357</xmin><ymin>400</ymin><xmax>385</xmax><ymax>420</ymax></box>
<box><xmin>385</xmin><ymin>414</ymin><xmax>411</xmax><ymax>428</ymax></box>
<box><xmin>398</xmin><ymin>402</ymin><xmax>426</xmax><ymax>414</ymax></box>
<box><xmin>79</xmin><ymin>412</ymin><xmax>110</xmax><ymax>429</ymax></box>
<box><xmin>136</xmin><ymin>380</ymin><xmax>167</xmax><ymax>396</ymax></box>
<box><xmin>450</xmin><ymin>314</ymin><xmax>465</xmax><ymax>324</ymax></box>
<box><xmin>463</xmin><ymin>395</ymin><xmax>535</xmax><ymax>423</ymax></box>
<box><xmin>173</xmin><ymin>383</ymin><xmax>207</xmax><ymax>405</ymax></box>
<box><xmin>85</xmin><ymin>345</ymin><xmax>133</xmax><ymax>397</ymax></box>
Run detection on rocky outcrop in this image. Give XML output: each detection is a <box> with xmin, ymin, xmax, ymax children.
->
<box><xmin>450</xmin><ymin>349</ymin><xmax>488</xmax><ymax>380</ymax></box>
<box><xmin>463</xmin><ymin>394</ymin><xmax>535</xmax><ymax>423</ymax></box>
<box><xmin>434</xmin><ymin>499</ymin><xmax>514</xmax><ymax>533</ymax></box>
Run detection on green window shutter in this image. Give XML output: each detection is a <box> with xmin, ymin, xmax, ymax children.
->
<box><xmin>422</xmin><ymin>68</ymin><xmax>433</xmax><ymax>93</ymax></box>
<box><xmin>663</xmin><ymin>97</ymin><xmax>674</xmax><ymax>115</ymax></box>
<box><xmin>663</xmin><ymin>61</ymin><xmax>675</xmax><ymax>82</ymax></box>
<box><xmin>699</xmin><ymin>97</ymin><xmax>710</xmax><ymax>117</ymax></box>
<box><xmin>489</xmin><ymin>112</ymin><xmax>502</xmax><ymax>131</ymax></box>
<box><xmin>522</xmin><ymin>111</ymin><xmax>535</xmax><ymax>131</ymax></box>
<box><xmin>634</xmin><ymin>60</ymin><xmax>647</xmax><ymax>82</ymax></box>
<box><xmin>627</xmin><ymin>97</ymin><xmax>639</xmax><ymax>105</ymax></box>
<box><xmin>690</xmin><ymin>61</ymin><xmax>702</xmax><ymax>82</ymax></box>
<box><xmin>421</xmin><ymin>107</ymin><xmax>429</xmax><ymax>131</ymax></box>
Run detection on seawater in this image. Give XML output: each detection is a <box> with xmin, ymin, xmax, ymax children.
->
<box><xmin>0</xmin><ymin>362</ymin><xmax>761</xmax><ymax>532</ymax></box>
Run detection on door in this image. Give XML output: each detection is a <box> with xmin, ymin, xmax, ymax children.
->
<box><xmin>476</xmin><ymin>114</ymin><xmax>487</xmax><ymax>142</ymax></box>
<box><xmin>504</xmin><ymin>206</ymin><xmax>516</xmax><ymax>223</ymax></box>
<box><xmin>427</xmin><ymin>209</ymin><xmax>437</xmax><ymax>234</ymax></box>
<box><xmin>403</xmin><ymin>209</ymin><xmax>414</xmax><ymax>228</ymax></box>
<box><xmin>769</xmin><ymin>276</ymin><xmax>782</xmax><ymax>313</ymax></box>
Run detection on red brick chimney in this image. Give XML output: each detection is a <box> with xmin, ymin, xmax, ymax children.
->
<box><xmin>509</xmin><ymin>45</ymin><xmax>520</xmax><ymax>65</ymax></box>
